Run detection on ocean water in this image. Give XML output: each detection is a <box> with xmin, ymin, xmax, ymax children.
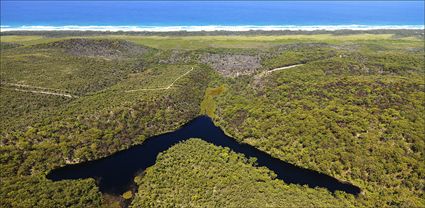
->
<box><xmin>1</xmin><ymin>1</ymin><xmax>424</xmax><ymax>31</ymax></box>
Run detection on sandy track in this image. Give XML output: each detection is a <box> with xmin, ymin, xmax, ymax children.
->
<box><xmin>1</xmin><ymin>82</ymin><xmax>73</xmax><ymax>93</ymax></box>
<box><xmin>1</xmin><ymin>66</ymin><xmax>194</xmax><ymax>97</ymax></box>
<box><xmin>255</xmin><ymin>64</ymin><xmax>304</xmax><ymax>79</ymax></box>
<box><xmin>267</xmin><ymin>64</ymin><xmax>304</xmax><ymax>73</ymax></box>
<box><xmin>2</xmin><ymin>64</ymin><xmax>296</xmax><ymax>97</ymax></box>
<box><xmin>1</xmin><ymin>87</ymin><xmax>77</xmax><ymax>98</ymax></box>
<box><xmin>1</xmin><ymin>82</ymin><xmax>78</xmax><ymax>98</ymax></box>
<box><xmin>126</xmin><ymin>67</ymin><xmax>194</xmax><ymax>93</ymax></box>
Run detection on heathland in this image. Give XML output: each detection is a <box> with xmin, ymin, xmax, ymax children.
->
<box><xmin>0</xmin><ymin>30</ymin><xmax>424</xmax><ymax>207</ymax></box>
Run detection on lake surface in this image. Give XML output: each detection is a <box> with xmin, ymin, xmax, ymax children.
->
<box><xmin>47</xmin><ymin>116</ymin><xmax>361</xmax><ymax>195</ymax></box>
<box><xmin>1</xmin><ymin>1</ymin><xmax>424</xmax><ymax>30</ymax></box>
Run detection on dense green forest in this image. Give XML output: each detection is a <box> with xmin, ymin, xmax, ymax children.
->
<box><xmin>207</xmin><ymin>40</ymin><xmax>425</xmax><ymax>207</ymax></box>
<box><xmin>1</xmin><ymin>32</ymin><xmax>424</xmax><ymax>207</ymax></box>
<box><xmin>131</xmin><ymin>139</ymin><xmax>356</xmax><ymax>207</ymax></box>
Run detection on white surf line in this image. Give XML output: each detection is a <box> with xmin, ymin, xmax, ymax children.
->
<box><xmin>126</xmin><ymin>67</ymin><xmax>194</xmax><ymax>93</ymax></box>
<box><xmin>1</xmin><ymin>87</ymin><xmax>77</xmax><ymax>98</ymax></box>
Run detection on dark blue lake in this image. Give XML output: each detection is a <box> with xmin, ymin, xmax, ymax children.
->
<box><xmin>47</xmin><ymin>116</ymin><xmax>361</xmax><ymax>196</ymax></box>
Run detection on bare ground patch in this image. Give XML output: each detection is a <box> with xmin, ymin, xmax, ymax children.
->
<box><xmin>200</xmin><ymin>53</ymin><xmax>262</xmax><ymax>77</ymax></box>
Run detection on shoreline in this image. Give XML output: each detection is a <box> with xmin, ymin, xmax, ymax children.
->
<box><xmin>1</xmin><ymin>25</ymin><xmax>424</xmax><ymax>32</ymax></box>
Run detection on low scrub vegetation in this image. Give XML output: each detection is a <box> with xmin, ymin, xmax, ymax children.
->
<box><xmin>0</xmin><ymin>31</ymin><xmax>424</xmax><ymax>207</ymax></box>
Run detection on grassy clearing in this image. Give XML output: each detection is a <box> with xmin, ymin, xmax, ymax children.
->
<box><xmin>0</xmin><ymin>35</ymin><xmax>44</xmax><ymax>43</ymax></box>
<box><xmin>2</xmin><ymin>33</ymin><xmax>421</xmax><ymax>49</ymax></box>
<box><xmin>200</xmin><ymin>85</ymin><xmax>226</xmax><ymax>118</ymax></box>
<box><xmin>104</xmin><ymin>34</ymin><xmax>408</xmax><ymax>49</ymax></box>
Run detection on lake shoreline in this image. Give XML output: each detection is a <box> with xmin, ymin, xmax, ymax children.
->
<box><xmin>46</xmin><ymin>116</ymin><xmax>361</xmax><ymax>196</ymax></box>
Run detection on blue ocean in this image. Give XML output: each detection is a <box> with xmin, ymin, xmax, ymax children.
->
<box><xmin>1</xmin><ymin>1</ymin><xmax>424</xmax><ymax>31</ymax></box>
